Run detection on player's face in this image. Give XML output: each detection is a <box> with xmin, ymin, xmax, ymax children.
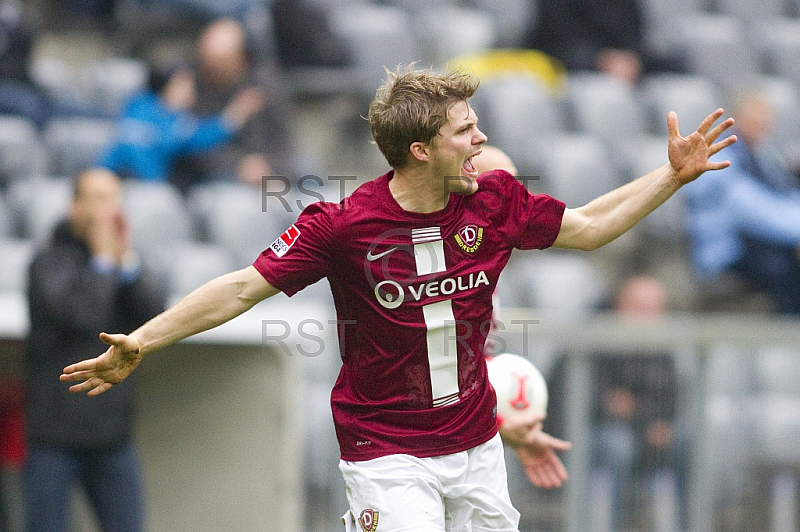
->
<box><xmin>430</xmin><ymin>100</ymin><xmax>487</xmax><ymax>192</ymax></box>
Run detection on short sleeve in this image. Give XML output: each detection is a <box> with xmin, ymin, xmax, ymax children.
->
<box><xmin>476</xmin><ymin>170</ymin><xmax>565</xmax><ymax>250</ymax></box>
<box><xmin>252</xmin><ymin>202</ymin><xmax>336</xmax><ymax>296</ymax></box>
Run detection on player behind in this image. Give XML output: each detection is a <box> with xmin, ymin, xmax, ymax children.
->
<box><xmin>61</xmin><ymin>66</ymin><xmax>735</xmax><ymax>531</ymax></box>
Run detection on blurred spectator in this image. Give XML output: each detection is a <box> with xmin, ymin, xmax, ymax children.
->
<box><xmin>524</xmin><ymin>0</ymin><xmax>681</xmax><ymax>85</ymax></box>
<box><xmin>547</xmin><ymin>275</ymin><xmax>686</xmax><ymax>530</ymax></box>
<box><xmin>0</xmin><ymin>2</ymin><xmax>52</xmax><ymax>128</ymax></box>
<box><xmin>172</xmin><ymin>17</ymin><xmax>296</xmax><ymax>190</ymax></box>
<box><xmin>684</xmin><ymin>91</ymin><xmax>800</xmax><ymax>314</ymax></box>
<box><xmin>270</xmin><ymin>0</ymin><xmax>352</xmax><ymax>69</ymax></box>
<box><xmin>98</xmin><ymin>62</ymin><xmax>264</xmax><ymax>182</ymax></box>
<box><xmin>23</xmin><ymin>168</ymin><xmax>164</xmax><ymax>531</ymax></box>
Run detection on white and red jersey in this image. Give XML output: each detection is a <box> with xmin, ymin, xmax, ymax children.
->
<box><xmin>253</xmin><ymin>170</ymin><xmax>565</xmax><ymax>461</ymax></box>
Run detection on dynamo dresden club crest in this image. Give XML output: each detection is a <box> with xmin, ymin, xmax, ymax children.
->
<box><xmin>454</xmin><ymin>224</ymin><xmax>483</xmax><ymax>253</ymax></box>
<box><xmin>358</xmin><ymin>509</ymin><xmax>379</xmax><ymax>532</ymax></box>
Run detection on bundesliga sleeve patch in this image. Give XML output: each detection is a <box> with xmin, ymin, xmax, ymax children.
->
<box><xmin>269</xmin><ymin>224</ymin><xmax>300</xmax><ymax>257</ymax></box>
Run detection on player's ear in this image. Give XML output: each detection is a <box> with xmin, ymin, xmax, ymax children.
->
<box><xmin>409</xmin><ymin>141</ymin><xmax>430</xmax><ymax>163</ymax></box>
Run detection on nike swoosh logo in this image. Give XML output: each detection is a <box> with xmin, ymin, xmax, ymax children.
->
<box><xmin>366</xmin><ymin>247</ymin><xmax>399</xmax><ymax>261</ymax></box>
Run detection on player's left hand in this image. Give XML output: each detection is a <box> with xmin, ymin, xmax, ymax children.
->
<box><xmin>499</xmin><ymin>414</ymin><xmax>572</xmax><ymax>489</ymax></box>
<box><xmin>667</xmin><ymin>108</ymin><xmax>737</xmax><ymax>185</ymax></box>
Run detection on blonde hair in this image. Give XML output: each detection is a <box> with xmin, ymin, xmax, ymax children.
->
<box><xmin>368</xmin><ymin>66</ymin><xmax>479</xmax><ymax>169</ymax></box>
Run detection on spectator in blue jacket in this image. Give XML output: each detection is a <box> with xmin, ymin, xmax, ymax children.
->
<box><xmin>98</xmin><ymin>62</ymin><xmax>264</xmax><ymax>183</ymax></box>
<box><xmin>684</xmin><ymin>91</ymin><xmax>800</xmax><ymax>313</ymax></box>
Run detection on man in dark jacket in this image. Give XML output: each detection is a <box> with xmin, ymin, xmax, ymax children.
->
<box><xmin>24</xmin><ymin>168</ymin><xmax>164</xmax><ymax>532</ymax></box>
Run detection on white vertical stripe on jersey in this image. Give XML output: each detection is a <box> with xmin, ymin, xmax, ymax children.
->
<box><xmin>422</xmin><ymin>299</ymin><xmax>460</xmax><ymax>407</ymax></box>
<box><xmin>414</xmin><ymin>239</ymin><xmax>447</xmax><ymax>276</ymax></box>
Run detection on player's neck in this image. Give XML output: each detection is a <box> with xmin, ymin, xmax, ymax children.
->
<box><xmin>390</xmin><ymin>166</ymin><xmax>450</xmax><ymax>213</ymax></box>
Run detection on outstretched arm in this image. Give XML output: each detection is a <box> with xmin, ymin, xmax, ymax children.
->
<box><xmin>554</xmin><ymin>109</ymin><xmax>737</xmax><ymax>251</ymax></box>
<box><xmin>60</xmin><ymin>265</ymin><xmax>279</xmax><ymax>396</ymax></box>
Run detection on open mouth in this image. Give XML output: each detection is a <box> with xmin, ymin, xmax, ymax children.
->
<box><xmin>461</xmin><ymin>151</ymin><xmax>481</xmax><ymax>177</ymax></box>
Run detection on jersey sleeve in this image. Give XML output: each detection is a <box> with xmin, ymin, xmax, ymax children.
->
<box><xmin>478</xmin><ymin>170</ymin><xmax>566</xmax><ymax>250</ymax></box>
<box><xmin>252</xmin><ymin>202</ymin><xmax>336</xmax><ymax>296</ymax></box>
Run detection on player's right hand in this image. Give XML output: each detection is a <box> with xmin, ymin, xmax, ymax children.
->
<box><xmin>60</xmin><ymin>332</ymin><xmax>142</xmax><ymax>396</ymax></box>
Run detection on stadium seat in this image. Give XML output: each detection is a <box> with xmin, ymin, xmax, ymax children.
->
<box><xmin>468</xmin><ymin>75</ymin><xmax>563</xmax><ymax>175</ymax></box>
<box><xmin>327</xmin><ymin>5</ymin><xmax>418</xmax><ymax>83</ymax></box>
<box><xmin>0</xmin><ymin>192</ymin><xmax>11</xmax><ymax>238</ymax></box>
<box><xmin>670</xmin><ymin>15</ymin><xmax>760</xmax><ymax>92</ymax></box>
<box><xmin>7</xmin><ymin>176</ymin><xmax>72</xmax><ymax>243</ymax></box>
<box><xmin>383</xmin><ymin>0</ymin><xmax>458</xmax><ymax>10</ymax></box>
<box><xmin>28</xmin><ymin>56</ymin><xmax>85</xmax><ymax>112</ymax></box>
<box><xmin>468</xmin><ymin>0</ymin><xmax>536</xmax><ymax>48</ymax></box>
<box><xmin>752</xmin><ymin>19</ymin><xmax>800</xmax><ymax>87</ymax></box>
<box><xmin>496</xmin><ymin>252</ymin><xmax>607</xmax><ymax>313</ymax></box>
<box><xmin>188</xmin><ymin>181</ymin><xmax>295</xmax><ymax>268</ymax></box>
<box><xmin>122</xmin><ymin>180</ymin><xmax>194</xmax><ymax>258</ymax></box>
<box><xmin>82</xmin><ymin>57</ymin><xmax>148</xmax><ymax>117</ymax></box>
<box><xmin>712</xmin><ymin>0</ymin><xmax>789</xmax><ymax>21</ymax></box>
<box><xmin>536</xmin><ymin>133</ymin><xmax>621</xmax><ymax>209</ymax></box>
<box><xmin>411</xmin><ymin>6</ymin><xmax>498</xmax><ymax>68</ymax></box>
<box><xmin>43</xmin><ymin>117</ymin><xmax>115</xmax><ymax>177</ymax></box>
<box><xmin>565</xmin><ymin>72</ymin><xmax>648</xmax><ymax>145</ymax></box>
<box><xmin>159</xmin><ymin>242</ymin><xmax>236</xmax><ymax>300</ymax></box>
<box><xmin>0</xmin><ymin>115</ymin><xmax>48</xmax><ymax>186</ymax></box>
<box><xmin>638</xmin><ymin>0</ymin><xmax>706</xmax><ymax>58</ymax></box>
<box><xmin>639</xmin><ymin>73</ymin><xmax>722</xmax><ymax>136</ymax></box>
<box><xmin>0</xmin><ymin>238</ymin><xmax>35</xmax><ymax>293</ymax></box>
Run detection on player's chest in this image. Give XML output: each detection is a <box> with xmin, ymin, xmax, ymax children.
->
<box><xmin>336</xmin><ymin>219</ymin><xmax>510</xmax><ymax>304</ymax></box>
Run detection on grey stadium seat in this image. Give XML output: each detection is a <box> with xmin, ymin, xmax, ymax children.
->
<box><xmin>537</xmin><ymin>133</ymin><xmax>621</xmax><ymax>209</ymax></box>
<box><xmin>468</xmin><ymin>0</ymin><xmax>537</xmax><ymax>48</ymax></box>
<box><xmin>496</xmin><ymin>252</ymin><xmax>607</xmax><ymax>313</ymax></box>
<box><xmin>188</xmin><ymin>181</ymin><xmax>295</xmax><ymax>268</ymax></box>
<box><xmin>565</xmin><ymin>72</ymin><xmax>648</xmax><ymax>144</ymax></box>
<box><xmin>639</xmin><ymin>0</ymin><xmax>706</xmax><ymax>59</ymax></box>
<box><xmin>122</xmin><ymin>180</ymin><xmax>194</xmax><ymax>258</ymax></box>
<box><xmin>671</xmin><ymin>15</ymin><xmax>761</xmax><ymax>93</ymax></box>
<box><xmin>328</xmin><ymin>5</ymin><xmax>418</xmax><ymax>81</ymax></box>
<box><xmin>161</xmin><ymin>242</ymin><xmax>236</xmax><ymax>300</ymax></box>
<box><xmin>639</xmin><ymin>73</ymin><xmax>722</xmax><ymax>136</ymax></box>
<box><xmin>0</xmin><ymin>191</ymin><xmax>12</xmax><ymax>238</ymax></box>
<box><xmin>713</xmin><ymin>0</ymin><xmax>790</xmax><ymax>21</ymax></box>
<box><xmin>411</xmin><ymin>6</ymin><xmax>498</xmax><ymax>68</ymax></box>
<box><xmin>43</xmin><ymin>117</ymin><xmax>115</xmax><ymax>177</ymax></box>
<box><xmin>82</xmin><ymin>57</ymin><xmax>148</xmax><ymax>117</ymax></box>
<box><xmin>7</xmin><ymin>176</ymin><xmax>72</xmax><ymax>243</ymax></box>
<box><xmin>0</xmin><ymin>238</ymin><xmax>35</xmax><ymax>293</ymax></box>
<box><xmin>0</xmin><ymin>115</ymin><xmax>48</xmax><ymax>186</ymax></box>
<box><xmin>753</xmin><ymin>19</ymin><xmax>800</xmax><ymax>87</ymax></box>
<box><xmin>468</xmin><ymin>75</ymin><xmax>564</xmax><ymax>175</ymax></box>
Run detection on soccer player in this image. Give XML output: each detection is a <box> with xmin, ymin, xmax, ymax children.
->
<box><xmin>61</xmin><ymin>67</ymin><xmax>736</xmax><ymax>531</ymax></box>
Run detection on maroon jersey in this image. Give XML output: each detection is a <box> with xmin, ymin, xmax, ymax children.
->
<box><xmin>253</xmin><ymin>170</ymin><xmax>565</xmax><ymax>460</ymax></box>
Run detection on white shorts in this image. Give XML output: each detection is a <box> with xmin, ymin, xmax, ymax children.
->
<box><xmin>339</xmin><ymin>434</ymin><xmax>520</xmax><ymax>532</ymax></box>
